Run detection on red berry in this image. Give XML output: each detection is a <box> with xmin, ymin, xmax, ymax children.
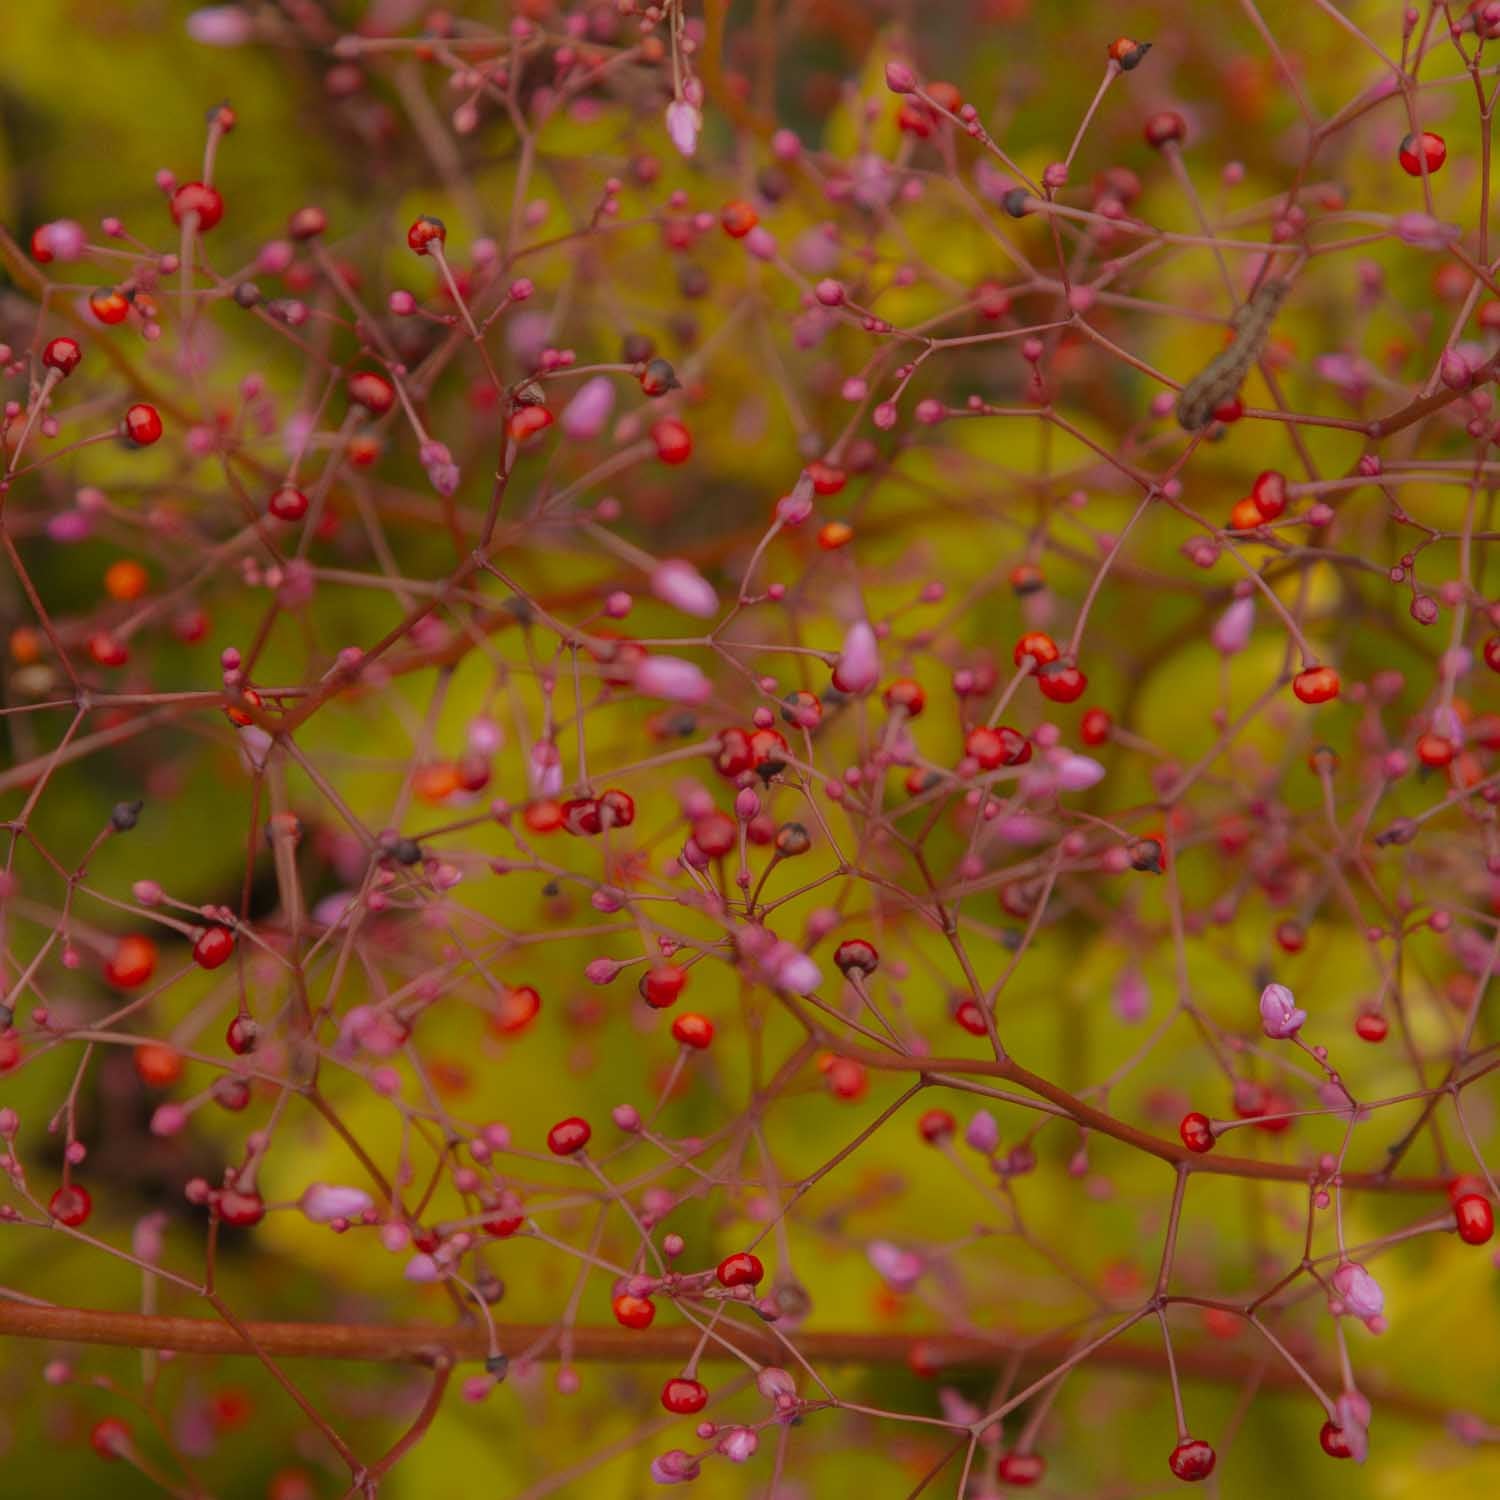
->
<box><xmin>560</xmin><ymin>796</ymin><xmax>602</xmax><ymax>836</ymax></box>
<box><xmin>1454</xmin><ymin>1193</ymin><xmax>1495</xmax><ymax>1245</ymax></box>
<box><xmin>349</xmin><ymin>371</ymin><xmax>396</xmax><ymax>415</ymax></box>
<box><xmin>193</xmin><ymin>925</ymin><xmax>235</xmax><ymax>970</ymax></box>
<box><xmin>1399</xmin><ymin>130</ymin><xmax>1447</xmax><ymax>176</ymax></box>
<box><xmin>171</xmin><ymin>181</ymin><xmax>224</xmax><ymax>231</ymax></box>
<box><xmin>89</xmin><ymin>288</ymin><xmax>131</xmax><ymax>325</ymax></box>
<box><xmin>716</xmin><ymin>1251</ymin><xmax>764</xmax><ymax>1287</ymax></box>
<box><xmin>134</xmin><ymin>1042</ymin><xmax>183</xmax><ymax>1087</ymax></box>
<box><xmin>226</xmin><ymin>1015</ymin><xmax>259</xmax><ymax>1055</ymax></box>
<box><xmin>671</xmin><ymin>1012</ymin><xmax>715</xmax><ymax>1049</ymax></box>
<box><xmin>651</xmin><ymin>418</ymin><xmax>692</xmax><ymax>464</ymax></box>
<box><xmin>808</xmin><ymin>460</ymin><xmax>846</xmax><ymax>494</ymax></box>
<box><xmin>508</xmin><ymin>404</ymin><xmax>554</xmax><ymax>443</ymax></box>
<box><xmin>1354</xmin><ymin>1011</ymin><xmax>1388</xmax><ymax>1043</ymax></box>
<box><xmin>996</xmin><ymin>1452</ymin><xmax>1046</xmax><ymax>1485</ymax></box>
<box><xmin>918</xmin><ymin>1108</ymin><xmax>956</xmax><ymax>1143</ymax></box>
<box><xmin>661</xmin><ymin>1378</ymin><xmax>708</xmax><ymax>1414</ymax></box>
<box><xmin>714</xmin><ymin>727</ymin><xmax>755</xmax><ymax>779</ymax></box>
<box><xmin>882</xmin><ymin>678</ymin><xmax>926</xmax><ymax>717</ymax></box>
<box><xmin>123</xmin><ymin>402</ymin><xmax>163</xmax><ymax>445</ymax></box>
<box><xmin>406</xmin><ymin>215</ymin><xmax>447</xmax><ymax>254</ymax></box>
<box><xmin>1251</xmin><ymin>470</ymin><xmax>1287</xmax><ymax>520</ymax></box>
<box><xmin>955</xmin><ymin>999</ymin><xmax>989</xmax><ymax>1036</ymax></box>
<box><xmin>720</xmin><ymin>200</ymin><xmax>759</xmax><ymax>238</ymax></box>
<box><xmin>1319</xmin><ymin>1421</ymin><xmax>1354</xmax><ymax>1459</ymax></box>
<box><xmin>1416</xmin><ymin>732</ymin><xmax>1455</xmax><ymax>769</ymax></box>
<box><xmin>269</xmin><ymin>486</ymin><xmax>309</xmax><ymax>521</ymax></box>
<box><xmin>492</xmin><ymin>985</ymin><xmax>541</xmax><ymax>1035</ymax></box>
<box><xmin>484</xmin><ymin>1209</ymin><xmax>525</xmax><ymax>1238</ymax></box>
<box><xmin>1013</xmin><ymin>632</ymin><xmax>1059</xmax><ymax>668</ymax></box>
<box><xmin>1036</xmin><ymin>662</ymin><xmax>1087</xmax><ymax>703</ymax></box>
<box><xmin>1179</xmin><ymin>1112</ymin><xmax>1214</xmax><ymax>1153</ymax></box>
<box><xmin>547</xmin><ymin>1116</ymin><xmax>591</xmax><ymax>1155</ymax></box>
<box><xmin>825</xmin><ymin>1056</ymin><xmax>868</xmax><ymax>1099</ymax></box>
<box><xmin>748</xmin><ymin>727</ymin><xmax>789</xmax><ymax>770</ymax></box>
<box><xmin>218</xmin><ymin>1187</ymin><xmax>266</xmax><ymax>1227</ymax></box>
<box><xmin>90</xmin><ymin>1417</ymin><xmax>131</xmax><ymax>1460</ymax></box>
<box><xmin>1144</xmin><ymin>111</ymin><xmax>1187</xmax><ymax>148</ymax></box>
<box><xmin>106</xmin><ymin>934</ymin><xmax>158</xmax><ymax>989</ymax></box>
<box><xmin>89</xmin><ymin>631</ymin><xmax>129</xmax><ymax>667</ymax></box>
<box><xmin>1080</xmin><ymin>707</ymin><xmax>1112</xmax><ymax>745</ymax></box>
<box><xmin>30</xmin><ymin>226</ymin><xmax>55</xmax><ymax>263</ymax></box>
<box><xmin>966</xmin><ymin>725</ymin><xmax>1032</xmax><ymax>770</ymax></box>
<box><xmin>1292</xmin><ymin>666</ymin><xmax>1340</xmax><ymax>704</ymax></box>
<box><xmin>692</xmin><ymin>811</ymin><xmax>736</xmax><ymax>857</ymax></box>
<box><xmin>1167</xmin><ymin>1438</ymin><xmax>1216</xmax><ymax>1482</ymax></box>
<box><xmin>613</xmin><ymin>1293</ymin><xmax>656</xmax><ymax>1329</ymax></box>
<box><xmin>641</xmin><ymin>965</ymin><xmax>688</xmax><ymax>1009</ymax></box>
<box><xmin>598</xmin><ymin>788</ymin><xmax>635</xmax><ymax>828</ymax></box>
<box><xmin>49</xmin><ymin>1184</ymin><xmax>92</xmax><ymax>1227</ymax></box>
<box><xmin>1483</xmin><ymin>635</ymin><xmax>1500</xmax><ymax>673</ymax></box>
<box><xmin>42</xmin><ymin>337</ymin><xmax>82</xmax><ymax>376</ymax></box>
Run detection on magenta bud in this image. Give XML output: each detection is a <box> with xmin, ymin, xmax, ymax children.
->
<box><xmin>885</xmin><ymin>61</ymin><xmax>917</xmax><ymax>93</ymax></box>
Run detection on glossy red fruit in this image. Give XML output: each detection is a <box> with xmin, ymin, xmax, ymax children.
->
<box><xmin>966</xmin><ymin>725</ymin><xmax>1031</xmax><ymax>770</ymax></box>
<box><xmin>1144</xmin><ymin>111</ymin><xmax>1187</xmax><ymax>148</ymax></box>
<box><xmin>1012</xmin><ymin>632</ymin><xmax>1059</xmax><ymax>668</ymax></box>
<box><xmin>996</xmin><ymin>1452</ymin><xmax>1046</xmax><ymax>1485</ymax></box>
<box><xmin>123</xmin><ymin>402</ymin><xmax>163</xmax><ymax>445</ymax></box>
<box><xmin>748</xmin><ymin>727</ymin><xmax>788</xmax><ymax>769</ymax></box>
<box><xmin>1292</xmin><ymin>666</ymin><xmax>1340</xmax><ymax>704</ymax></box>
<box><xmin>882</xmin><ymin>678</ymin><xmax>926</xmax><ymax>717</ymax></box>
<box><xmin>661</xmin><ymin>1377</ymin><xmax>709</xmax><ymax>1414</ymax></box>
<box><xmin>492</xmin><ymin>985</ymin><xmax>541</xmax><ymax>1035</ymax></box>
<box><xmin>1484</xmin><ymin>635</ymin><xmax>1500</xmax><ymax>673</ymax></box>
<box><xmin>714</xmin><ymin>727</ymin><xmax>755</xmax><ymax>778</ymax></box>
<box><xmin>42</xmin><ymin>337</ymin><xmax>82</xmax><ymax>376</ymax></box>
<box><xmin>90</xmin><ymin>1417</ymin><xmax>131</xmax><ymax>1460</ymax></box>
<box><xmin>106</xmin><ymin>934</ymin><xmax>158</xmax><ymax>989</ymax></box>
<box><xmin>89</xmin><ymin>288</ymin><xmax>131</xmax><ymax>324</ymax></box>
<box><xmin>218</xmin><ymin>1187</ymin><xmax>266</xmax><ymax>1227</ymax></box>
<box><xmin>1354</xmin><ymin>1011</ymin><xmax>1388</xmax><ymax>1043</ymax></box>
<box><xmin>955</xmin><ymin>999</ymin><xmax>989</xmax><ymax>1036</ymax></box>
<box><xmin>692</xmin><ymin>811</ymin><xmax>736</xmax><ymax>857</ymax></box>
<box><xmin>171</xmin><ymin>181</ymin><xmax>224</xmax><ymax>230</ymax></box>
<box><xmin>651</xmin><ymin>418</ymin><xmax>692</xmax><ymax>464</ymax></box>
<box><xmin>716</xmin><ymin>1251</ymin><xmax>764</xmax><ymax>1287</ymax></box>
<box><xmin>134</xmin><ymin>1043</ymin><xmax>183</xmax><ymax>1087</ymax></box>
<box><xmin>1168</xmin><ymin>1438</ymin><xmax>1216</xmax><ymax>1482</ymax></box>
<box><xmin>598</xmin><ymin>788</ymin><xmax>635</xmax><ymax>828</ymax></box>
<box><xmin>720</xmin><ymin>200</ymin><xmax>759</xmax><ymax>238</ymax></box>
<box><xmin>560</xmin><ymin>797</ymin><xmax>602</xmax><ymax>836</ymax></box>
<box><xmin>1319</xmin><ymin>1421</ymin><xmax>1353</xmax><ymax>1459</ymax></box>
<box><xmin>641</xmin><ymin>965</ymin><xmax>688</xmax><ymax>1009</ymax></box>
<box><xmin>349</xmin><ymin>371</ymin><xmax>396</xmax><ymax>415</ymax></box>
<box><xmin>1037</xmin><ymin>662</ymin><xmax>1087</xmax><ymax>703</ymax></box>
<box><xmin>612</xmin><ymin>1293</ymin><xmax>656</xmax><ymax>1329</ymax></box>
<box><xmin>226</xmin><ymin>1015</ymin><xmax>259</xmax><ymax>1055</ymax></box>
<box><xmin>406</xmin><ymin>215</ymin><xmax>447</xmax><ymax>254</ymax></box>
<box><xmin>49</xmin><ymin>1184</ymin><xmax>92</xmax><ymax>1227</ymax></box>
<box><xmin>1399</xmin><ymin>130</ymin><xmax>1446</xmax><ymax>176</ymax></box>
<box><xmin>1251</xmin><ymin>470</ymin><xmax>1287</xmax><ymax>520</ymax></box>
<box><xmin>1179</xmin><ymin>1112</ymin><xmax>1214</xmax><ymax>1153</ymax></box>
<box><xmin>269</xmin><ymin>485</ymin><xmax>309</xmax><ymax>521</ymax></box>
<box><xmin>808</xmin><ymin>460</ymin><xmax>846</xmax><ymax>494</ymax></box>
<box><xmin>1416</xmin><ymin>732</ymin><xmax>1454</xmax><ymax>769</ymax></box>
<box><xmin>1454</xmin><ymin>1193</ymin><xmax>1495</xmax><ymax>1245</ymax></box>
<box><xmin>671</xmin><ymin>1012</ymin><xmax>714</xmax><ymax>1049</ymax></box>
<box><xmin>547</xmin><ymin>1116</ymin><xmax>591</xmax><ymax>1155</ymax></box>
<box><xmin>193</xmin><ymin>925</ymin><xmax>235</xmax><ymax>970</ymax></box>
<box><xmin>918</xmin><ymin>1108</ymin><xmax>956</xmax><ymax>1143</ymax></box>
<box><xmin>508</xmin><ymin>404</ymin><xmax>554</xmax><ymax>443</ymax></box>
<box><xmin>1080</xmin><ymin>707</ymin><xmax>1112</xmax><ymax>745</ymax></box>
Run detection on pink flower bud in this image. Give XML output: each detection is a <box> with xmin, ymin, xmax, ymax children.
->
<box><xmin>831</xmin><ymin>620</ymin><xmax>879</xmax><ymax>695</ymax></box>
<box><xmin>651</xmin><ymin>559</ymin><xmax>720</xmax><ymax>618</ymax></box>
<box><xmin>636</xmin><ymin>655</ymin><xmax>713</xmax><ymax>704</ymax></box>
<box><xmin>1114</xmin><ymin>968</ymin><xmax>1149</xmax><ymax>1022</ymax></box>
<box><xmin>300</xmin><ymin>1183</ymin><xmax>375</xmax><ymax>1223</ymax></box>
<box><xmin>1258</xmin><ymin>981</ymin><xmax>1307</xmax><ymax>1040</ymax></box>
<box><xmin>664</xmin><ymin>100</ymin><xmax>701</xmax><ymax>159</ymax></box>
<box><xmin>586</xmin><ymin>958</ymin><xmax>624</xmax><ymax>984</ymax></box>
<box><xmin>867</xmin><ymin>1239</ymin><xmax>924</xmax><ymax>1292</ymax></box>
<box><xmin>404</xmin><ymin>1253</ymin><xmax>441</xmax><ymax>1282</ymax></box>
<box><xmin>187</xmin><ymin>5</ymin><xmax>253</xmax><ymax>44</ymax></box>
<box><xmin>885</xmin><ymin>61</ymin><xmax>917</xmax><ymax>93</ymax></box>
<box><xmin>721</xmin><ymin>1427</ymin><xmax>759</xmax><ymax>1463</ymax></box>
<box><xmin>756</xmin><ymin>1366</ymin><xmax>796</xmax><ymax>1402</ymax></box>
<box><xmin>1331</xmin><ymin>1261</ymin><xmax>1384</xmax><ymax>1322</ymax></box>
<box><xmin>150</xmin><ymin>1104</ymin><xmax>187</xmax><ymax>1137</ymax></box>
<box><xmin>560</xmin><ymin>376</ymin><xmax>616</xmax><ymax>441</ymax></box>
<box><xmin>1054</xmin><ymin>753</ymin><xmax>1105</xmax><ymax>791</ymax></box>
<box><xmin>965</xmin><ymin>1110</ymin><xmax>999</xmax><ymax>1153</ymax></box>
<box><xmin>1212</xmin><ymin>596</ymin><xmax>1254</xmax><ymax>655</ymax></box>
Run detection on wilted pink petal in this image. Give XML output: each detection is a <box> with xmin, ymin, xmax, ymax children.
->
<box><xmin>831</xmin><ymin>620</ymin><xmax>879</xmax><ymax>694</ymax></box>
<box><xmin>1393</xmin><ymin>212</ymin><xmax>1460</xmax><ymax>250</ymax></box>
<box><xmin>1331</xmin><ymin>1261</ymin><xmax>1384</xmax><ymax>1321</ymax></box>
<box><xmin>636</xmin><ymin>654</ymin><xmax>713</xmax><ymax>704</ymax></box>
<box><xmin>419</xmin><ymin>440</ymin><xmax>461</xmax><ymax>497</ymax></box>
<box><xmin>560</xmin><ymin>376</ymin><xmax>616</xmax><ymax>441</ymax></box>
<box><xmin>721</xmin><ymin>1427</ymin><xmax>759</xmax><ymax>1463</ymax></box>
<box><xmin>651</xmin><ymin>559</ymin><xmax>719</xmax><ymax>618</ymax></box>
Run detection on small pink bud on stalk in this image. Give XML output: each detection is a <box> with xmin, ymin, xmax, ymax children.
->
<box><xmin>1331</xmin><ymin>1262</ymin><xmax>1386</xmax><ymax>1328</ymax></box>
<box><xmin>1212</xmin><ymin>596</ymin><xmax>1254</xmax><ymax>655</ymax></box>
<box><xmin>1258</xmin><ymin>981</ymin><xmax>1306</xmax><ymax>1040</ymax></box>
<box><xmin>867</xmin><ymin>1239</ymin><xmax>924</xmax><ymax>1292</ymax></box>
<box><xmin>186</xmin><ymin>5</ymin><xmax>253</xmax><ymax>45</ymax></box>
<box><xmin>831</xmin><ymin>620</ymin><xmax>880</xmax><ymax>694</ymax></box>
<box><xmin>635</xmin><ymin>655</ymin><xmax>713</xmax><ymax>705</ymax></box>
<box><xmin>560</xmin><ymin>376</ymin><xmax>616</xmax><ymax>441</ymax></box>
<box><xmin>299</xmin><ymin>1183</ymin><xmax>375</xmax><ymax>1223</ymax></box>
<box><xmin>885</xmin><ymin>61</ymin><xmax>917</xmax><ymax>93</ymax></box>
<box><xmin>650</xmin><ymin>560</ymin><xmax>719</xmax><ymax>619</ymax></box>
<box><xmin>965</xmin><ymin>1110</ymin><xmax>999</xmax><ymax>1153</ymax></box>
<box><xmin>664</xmin><ymin>100</ymin><xmax>701</xmax><ymax>159</ymax></box>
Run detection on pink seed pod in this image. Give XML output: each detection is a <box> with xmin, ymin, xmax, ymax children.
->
<box><xmin>299</xmin><ymin>1183</ymin><xmax>376</xmax><ymax>1223</ymax></box>
<box><xmin>635</xmin><ymin>655</ymin><xmax>713</xmax><ymax>705</ymax></box>
<box><xmin>831</xmin><ymin>620</ymin><xmax>880</xmax><ymax>694</ymax></box>
<box><xmin>965</xmin><ymin>1110</ymin><xmax>999</xmax><ymax>1153</ymax></box>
